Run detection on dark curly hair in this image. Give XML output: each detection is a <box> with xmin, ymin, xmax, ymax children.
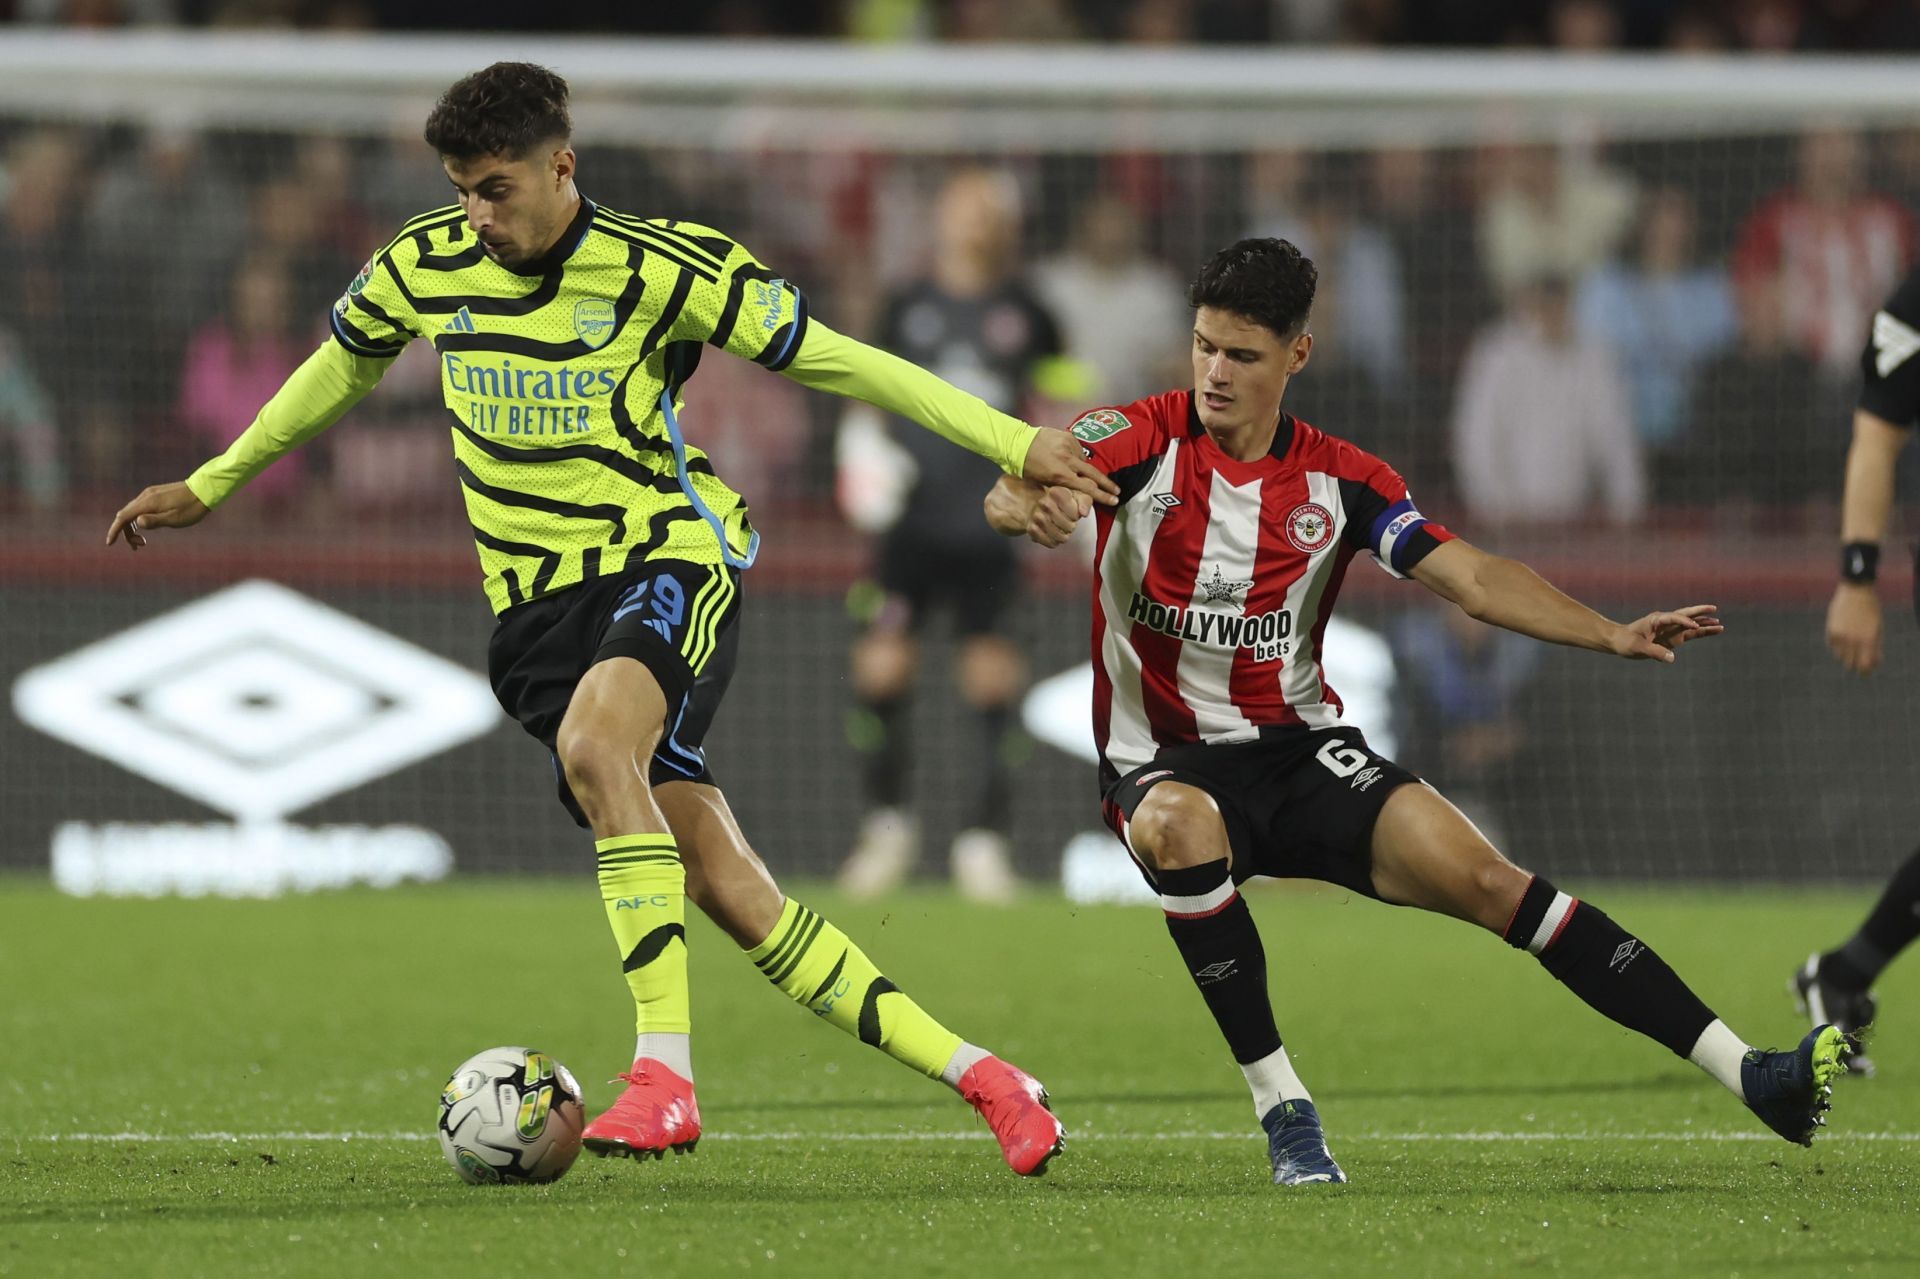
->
<box><xmin>423</xmin><ymin>62</ymin><xmax>572</xmax><ymax>161</ymax></box>
<box><xmin>1188</xmin><ymin>237</ymin><xmax>1317</xmax><ymax>341</ymax></box>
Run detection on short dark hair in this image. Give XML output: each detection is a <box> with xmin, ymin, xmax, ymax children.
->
<box><xmin>1187</xmin><ymin>237</ymin><xmax>1317</xmax><ymax>340</ymax></box>
<box><xmin>423</xmin><ymin>62</ymin><xmax>572</xmax><ymax>161</ymax></box>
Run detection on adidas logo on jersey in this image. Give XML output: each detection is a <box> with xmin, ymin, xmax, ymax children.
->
<box><xmin>442</xmin><ymin>306</ymin><xmax>478</xmax><ymax>334</ymax></box>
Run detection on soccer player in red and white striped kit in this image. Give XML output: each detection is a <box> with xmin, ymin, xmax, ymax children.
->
<box><xmin>987</xmin><ymin>237</ymin><xmax>1850</xmax><ymax>1185</ymax></box>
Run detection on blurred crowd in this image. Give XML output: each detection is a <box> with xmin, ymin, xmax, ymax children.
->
<box><xmin>0</xmin><ymin>115</ymin><xmax>1913</xmax><ymax>531</ymax></box>
<box><xmin>10</xmin><ymin>0</ymin><xmax>1920</xmax><ymax>52</ymax></box>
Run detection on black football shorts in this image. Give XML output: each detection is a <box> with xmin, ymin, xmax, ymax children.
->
<box><xmin>870</xmin><ymin>529</ymin><xmax>1020</xmax><ymax>639</ymax></box>
<box><xmin>1100</xmin><ymin>726</ymin><xmax>1420</xmax><ymax>898</ymax></box>
<box><xmin>488</xmin><ymin>558</ymin><xmax>742</xmax><ymax>826</ymax></box>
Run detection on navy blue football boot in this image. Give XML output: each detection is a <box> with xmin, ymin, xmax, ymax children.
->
<box><xmin>1741</xmin><ymin>1024</ymin><xmax>1851</xmax><ymax>1146</ymax></box>
<box><xmin>1262</xmin><ymin>1098</ymin><xmax>1347</xmax><ymax>1185</ymax></box>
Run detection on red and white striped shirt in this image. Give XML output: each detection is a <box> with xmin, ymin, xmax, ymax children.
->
<box><xmin>1074</xmin><ymin>390</ymin><xmax>1454</xmax><ymax>786</ymax></box>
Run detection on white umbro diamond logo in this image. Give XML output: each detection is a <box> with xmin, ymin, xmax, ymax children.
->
<box><xmin>1194</xmin><ymin>960</ymin><xmax>1238</xmax><ymax>983</ymax></box>
<box><xmin>1609</xmin><ymin>940</ymin><xmax>1643</xmax><ymax>971</ymax></box>
<box><xmin>12</xmin><ymin>580</ymin><xmax>500</xmax><ymax>822</ymax></box>
<box><xmin>1873</xmin><ymin>310</ymin><xmax>1920</xmax><ymax>377</ymax></box>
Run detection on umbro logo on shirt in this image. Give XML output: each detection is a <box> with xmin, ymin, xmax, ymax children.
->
<box><xmin>442</xmin><ymin>306</ymin><xmax>478</xmax><ymax>334</ymax></box>
<box><xmin>1150</xmin><ymin>491</ymin><xmax>1181</xmax><ymax>516</ymax></box>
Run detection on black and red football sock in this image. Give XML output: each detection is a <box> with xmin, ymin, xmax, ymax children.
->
<box><xmin>1503</xmin><ymin>874</ymin><xmax>1717</xmax><ymax>1058</ymax></box>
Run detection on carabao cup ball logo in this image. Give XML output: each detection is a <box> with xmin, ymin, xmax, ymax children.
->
<box><xmin>573</xmin><ymin>299</ymin><xmax>617</xmax><ymax>349</ymax></box>
<box><xmin>1285</xmin><ymin>502</ymin><xmax>1334</xmax><ymax>553</ymax></box>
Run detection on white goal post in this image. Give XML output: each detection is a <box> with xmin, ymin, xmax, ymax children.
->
<box><xmin>1</xmin><ymin>32</ymin><xmax>1917</xmax><ymax>149</ymax></box>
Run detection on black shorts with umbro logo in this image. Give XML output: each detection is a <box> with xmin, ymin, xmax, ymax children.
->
<box><xmin>1101</xmin><ymin>726</ymin><xmax>1421</xmax><ymax>898</ymax></box>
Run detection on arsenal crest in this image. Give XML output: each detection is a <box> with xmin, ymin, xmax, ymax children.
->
<box><xmin>573</xmin><ymin>298</ymin><xmax>617</xmax><ymax>349</ymax></box>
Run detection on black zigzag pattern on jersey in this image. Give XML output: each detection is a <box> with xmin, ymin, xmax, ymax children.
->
<box><xmin>331</xmin><ymin>310</ymin><xmax>406</xmax><ymax>358</ymax></box>
<box><xmin>469</xmin><ymin>525</ymin><xmax>562</xmax><ymax>607</ymax></box>
<box><xmin>374</xmin><ymin>206</ymin><xmax>463</xmax><ymax>258</ymax></box>
<box><xmin>627</xmin><ymin>507</ymin><xmax>709</xmax><ymax>561</ymax></box>
<box><xmin>381</xmin><ymin>249</ymin><xmax>564</xmax><ymax>316</ymax></box>
<box><xmin>708</xmin><ymin>263</ymin><xmax>777</xmax><ymax>352</ymax></box>
<box><xmin>429</xmin><ymin>246</ymin><xmax>650</xmax><ymax>359</ymax></box>
<box><xmin>636</xmin><ymin>215</ymin><xmax>735</xmax><ymax>263</ymax></box>
<box><xmin>451</xmin><ymin>419</ymin><xmax>693</xmax><ymax>499</ymax></box>
<box><xmin>591</xmin><ymin>217</ymin><xmax>721</xmax><ymax>284</ymax></box>
<box><xmin>605</xmin><ymin>346</ymin><xmax>718</xmax><ymax>478</ymax></box>
<box><xmin>757</xmin><ymin>294</ymin><xmax>809</xmax><ymax>372</ymax></box>
<box><xmin>636</xmin><ymin>268</ymin><xmax>694</xmax><ymax>362</ymax></box>
<box><xmin>346</xmin><ymin>293</ymin><xmax>413</xmax><ymax>341</ymax></box>
<box><xmin>663</xmin><ymin>340</ymin><xmax>704</xmax><ymax>396</ymax></box>
<box><xmin>857</xmin><ymin>977</ymin><xmax>899</xmax><ymax>1048</ymax></box>
<box><xmin>596</xmin><ymin>209</ymin><xmax>730</xmax><ymax>270</ymax></box>
<box><xmin>454</xmin><ymin>458</ymin><xmax>628</xmax><ymax>541</ymax></box>
<box><xmin>703</xmin><ymin>263</ymin><xmax>807</xmax><ymax>370</ymax></box>
<box><xmin>622</xmin><ymin>923</ymin><xmax>686</xmax><ymax>973</ymax></box>
<box><xmin>413</xmin><ymin>235</ymin><xmax>487</xmax><ymax>271</ymax></box>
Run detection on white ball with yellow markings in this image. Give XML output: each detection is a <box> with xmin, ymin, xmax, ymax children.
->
<box><xmin>436</xmin><ymin>1046</ymin><xmax>586</xmax><ymax>1184</ymax></box>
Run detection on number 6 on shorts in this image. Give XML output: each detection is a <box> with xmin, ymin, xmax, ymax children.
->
<box><xmin>1316</xmin><ymin>738</ymin><xmax>1369</xmax><ymax>778</ymax></box>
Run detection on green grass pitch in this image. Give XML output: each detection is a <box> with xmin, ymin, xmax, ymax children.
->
<box><xmin>4</xmin><ymin>875</ymin><xmax>1917</xmax><ymax>1277</ymax></box>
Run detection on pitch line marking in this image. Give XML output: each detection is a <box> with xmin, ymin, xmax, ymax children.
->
<box><xmin>29</xmin><ymin>1130</ymin><xmax>1920</xmax><ymax>1144</ymax></box>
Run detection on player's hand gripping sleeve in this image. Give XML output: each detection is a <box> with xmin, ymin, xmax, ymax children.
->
<box><xmin>781</xmin><ymin>320</ymin><xmax>1039</xmax><ymax>477</ymax></box>
<box><xmin>183</xmin><ymin>341</ymin><xmax>388</xmax><ymax>508</ymax></box>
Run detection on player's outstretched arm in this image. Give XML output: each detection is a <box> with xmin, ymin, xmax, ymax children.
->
<box><xmin>984</xmin><ymin>476</ymin><xmax>1088</xmax><ymax>546</ymax></box>
<box><xmin>1826</xmin><ymin>408</ymin><xmax>1911</xmax><ymax>676</ymax></box>
<box><xmin>105</xmin><ymin>483</ymin><xmax>210</xmax><ymax>549</ymax></box>
<box><xmin>782</xmin><ymin>322</ymin><xmax>1117</xmax><ymax>507</ymax></box>
<box><xmin>1411</xmin><ymin>538</ymin><xmax>1723</xmax><ymax>663</ymax></box>
<box><xmin>104</xmin><ymin>341</ymin><xmax>389</xmax><ymax>552</ymax></box>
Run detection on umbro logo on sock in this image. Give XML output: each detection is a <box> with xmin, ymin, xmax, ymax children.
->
<box><xmin>1194</xmin><ymin>960</ymin><xmax>1238</xmax><ymax>984</ymax></box>
<box><xmin>1610</xmin><ymin>940</ymin><xmax>1644</xmax><ymax>971</ymax></box>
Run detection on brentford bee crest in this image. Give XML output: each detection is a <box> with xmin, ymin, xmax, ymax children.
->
<box><xmin>1285</xmin><ymin>502</ymin><xmax>1334</xmax><ymax>553</ymax></box>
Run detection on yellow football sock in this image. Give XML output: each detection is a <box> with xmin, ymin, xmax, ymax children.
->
<box><xmin>596</xmin><ymin>835</ymin><xmax>689</xmax><ymax>1035</ymax></box>
<box><xmin>747</xmin><ymin>897</ymin><xmax>962</xmax><ymax>1079</ymax></box>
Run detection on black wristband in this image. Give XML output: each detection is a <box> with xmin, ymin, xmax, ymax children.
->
<box><xmin>1842</xmin><ymin>542</ymin><xmax>1880</xmax><ymax>584</ymax></box>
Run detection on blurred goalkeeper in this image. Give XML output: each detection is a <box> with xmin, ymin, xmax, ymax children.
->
<box><xmin>107</xmin><ymin>62</ymin><xmax>1108</xmax><ymax>1174</ymax></box>
<box><xmin>836</xmin><ymin>167</ymin><xmax>1066</xmax><ymax>904</ymax></box>
<box><xmin>987</xmin><ymin>237</ymin><xmax>1850</xmax><ymax>1186</ymax></box>
<box><xmin>1801</xmin><ymin>263</ymin><xmax>1920</xmax><ymax>1076</ymax></box>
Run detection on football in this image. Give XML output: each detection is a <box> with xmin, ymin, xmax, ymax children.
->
<box><xmin>436</xmin><ymin>1046</ymin><xmax>586</xmax><ymax>1184</ymax></box>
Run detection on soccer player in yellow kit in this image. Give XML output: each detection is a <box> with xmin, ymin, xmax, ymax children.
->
<box><xmin>107</xmin><ymin>62</ymin><xmax>1111</xmax><ymax>1175</ymax></box>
